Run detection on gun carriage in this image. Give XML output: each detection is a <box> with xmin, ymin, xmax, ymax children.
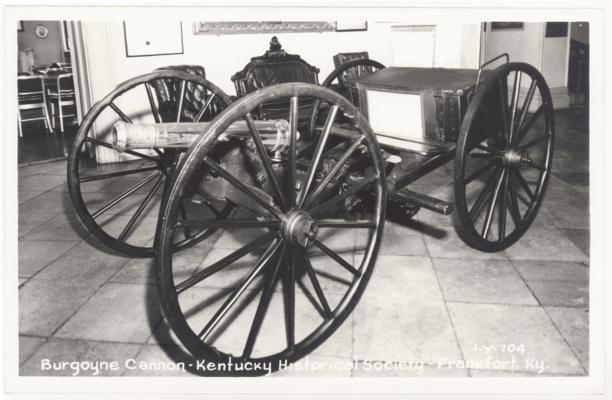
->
<box><xmin>67</xmin><ymin>38</ymin><xmax>553</xmax><ymax>374</ymax></box>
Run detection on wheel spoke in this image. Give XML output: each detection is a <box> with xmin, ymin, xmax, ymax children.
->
<box><xmin>109</xmin><ymin>102</ymin><xmax>133</xmax><ymax>124</ymax></box>
<box><xmin>514</xmin><ymin>79</ymin><xmax>537</xmax><ymax>144</ymax></box>
<box><xmin>514</xmin><ymin>104</ymin><xmax>544</xmax><ymax>145</ymax></box>
<box><xmin>507</xmin><ymin>173</ymin><xmax>523</xmax><ymax>226</ymax></box>
<box><xmin>176</xmin><ymin>80</ymin><xmax>186</xmax><ymax>122</ymax></box>
<box><xmin>498</xmin><ymin>77</ymin><xmax>509</xmax><ymax>140</ymax></box>
<box><xmin>79</xmin><ymin>165</ymin><xmax>159</xmax><ymax>182</ymax></box>
<box><xmin>308</xmin><ymin>174</ymin><xmax>377</xmax><ymax>216</ymax></box>
<box><xmin>117</xmin><ymin>174</ymin><xmax>163</xmax><ymax>242</ymax></box>
<box><xmin>527</xmin><ymin>161</ymin><xmax>547</xmax><ymax>172</ymax></box>
<box><xmin>481</xmin><ymin>169</ymin><xmax>506</xmax><ymax>240</ymax></box>
<box><xmin>144</xmin><ymin>82</ymin><xmax>162</xmax><ymax>123</ymax></box>
<box><xmin>303</xmin><ymin>135</ymin><xmax>364</xmax><ymax>209</ymax></box>
<box><xmin>283</xmin><ymin>247</ymin><xmax>296</xmax><ymax>350</ymax></box>
<box><xmin>301</xmin><ymin>248</ymin><xmax>333</xmax><ymax>318</ymax></box>
<box><xmin>180</xmin><ymin>219</ymin><xmax>281</xmax><ymax>229</ymax></box>
<box><xmin>509</xmin><ymin>71</ymin><xmax>522</xmax><ymax>142</ymax></box>
<box><xmin>513</xmin><ymin>170</ymin><xmax>535</xmax><ymax>201</ymax></box>
<box><xmin>202</xmin><ymin>157</ymin><xmax>283</xmax><ymax>220</ymax></box>
<box><xmin>242</xmin><ymin>244</ymin><xmax>286</xmax><ymax>358</ymax></box>
<box><xmin>468</xmin><ymin>167</ymin><xmax>500</xmax><ymax>221</ymax></box>
<box><xmin>498</xmin><ymin>173</ymin><xmax>509</xmax><ymax>241</ymax></box>
<box><xmin>464</xmin><ymin>161</ymin><xmax>495</xmax><ymax>185</ymax></box>
<box><xmin>519</xmin><ymin>135</ymin><xmax>548</xmax><ymax>151</ymax></box>
<box><xmin>198</xmin><ymin>239</ymin><xmax>282</xmax><ymax>340</ymax></box>
<box><xmin>288</xmin><ymin>96</ymin><xmax>299</xmax><ymax>207</ymax></box>
<box><xmin>245</xmin><ymin>113</ymin><xmax>288</xmax><ymax>211</ymax></box>
<box><xmin>472</xmin><ymin>143</ymin><xmax>500</xmax><ymax>154</ymax></box>
<box><xmin>91</xmin><ymin>172</ymin><xmax>160</xmax><ymax>219</ymax></box>
<box><xmin>297</xmin><ymin>105</ymin><xmax>339</xmax><ymax>207</ymax></box>
<box><xmin>179</xmin><ymin>203</ymin><xmax>192</xmax><ymax>239</ymax></box>
<box><xmin>470</xmin><ymin>152</ymin><xmax>498</xmax><ymax>159</ymax></box>
<box><xmin>312</xmin><ymin>239</ymin><xmax>360</xmax><ymax>276</ymax></box>
<box><xmin>316</xmin><ymin>220</ymin><xmax>375</xmax><ymax>228</ymax></box>
<box><xmin>175</xmin><ymin>231</ymin><xmax>278</xmax><ymax>293</ymax></box>
<box><xmin>194</xmin><ymin>92</ymin><xmax>217</xmax><ymax>123</ymax></box>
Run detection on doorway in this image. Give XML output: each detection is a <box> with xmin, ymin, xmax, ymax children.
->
<box><xmin>17</xmin><ymin>20</ymin><xmax>81</xmax><ymax>165</ymax></box>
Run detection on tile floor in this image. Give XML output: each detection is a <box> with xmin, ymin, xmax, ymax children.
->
<box><xmin>17</xmin><ymin>109</ymin><xmax>589</xmax><ymax>377</ymax></box>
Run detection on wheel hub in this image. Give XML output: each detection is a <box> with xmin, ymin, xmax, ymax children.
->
<box><xmin>503</xmin><ymin>147</ymin><xmax>531</xmax><ymax>169</ymax></box>
<box><xmin>282</xmin><ymin>210</ymin><xmax>318</xmax><ymax>247</ymax></box>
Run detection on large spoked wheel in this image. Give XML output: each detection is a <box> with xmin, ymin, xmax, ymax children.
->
<box><xmin>454</xmin><ymin>62</ymin><xmax>554</xmax><ymax>252</ymax></box>
<box><xmin>156</xmin><ymin>83</ymin><xmax>386</xmax><ymax>374</ymax></box>
<box><xmin>68</xmin><ymin>70</ymin><xmax>233</xmax><ymax>257</ymax></box>
<box><xmin>309</xmin><ymin>59</ymin><xmax>385</xmax><ymax>136</ymax></box>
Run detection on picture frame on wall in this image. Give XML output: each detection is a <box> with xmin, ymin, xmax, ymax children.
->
<box><xmin>123</xmin><ymin>21</ymin><xmax>184</xmax><ymax>57</ymax></box>
<box><xmin>490</xmin><ymin>21</ymin><xmax>524</xmax><ymax>30</ymax></box>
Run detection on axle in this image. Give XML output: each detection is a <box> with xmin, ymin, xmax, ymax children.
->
<box><xmin>112</xmin><ymin>120</ymin><xmax>291</xmax><ymax>152</ymax></box>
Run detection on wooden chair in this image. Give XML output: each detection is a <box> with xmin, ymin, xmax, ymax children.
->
<box><xmin>231</xmin><ymin>36</ymin><xmax>320</xmax><ymax>126</ymax></box>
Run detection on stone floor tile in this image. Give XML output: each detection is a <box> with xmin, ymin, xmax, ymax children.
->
<box><xmin>525</xmin><ymin>280</ymin><xmax>588</xmax><ymax>307</ymax></box>
<box><xmin>18</xmin><ymin>213</ymin><xmax>57</xmax><ymax>238</ymax></box>
<box><xmin>18</xmin><ymin>161</ymin><xmax>67</xmax><ymax>177</ymax></box>
<box><xmin>352</xmin><ymin>362</ymin><xmax>468</xmax><ymax>377</ymax></box>
<box><xmin>19</xmin><ymin>336</ymin><xmax>46</xmax><ymax>365</ymax></box>
<box><xmin>355</xmin><ymin>224</ymin><xmax>427</xmax><ymax>256</ymax></box>
<box><xmin>353</xmin><ymin>298</ymin><xmax>462</xmax><ymax>364</ymax></box>
<box><xmin>447</xmin><ymin>302</ymin><xmax>584</xmax><ymax>375</ymax></box>
<box><xmin>19</xmin><ymin>191</ymin><xmax>45</xmax><ymax>204</ymax></box>
<box><xmin>562</xmin><ymin>229</ymin><xmax>589</xmax><ymax>257</ymax></box>
<box><xmin>19</xmin><ymin>191</ymin><xmax>72</xmax><ymax>216</ymax></box>
<box><xmin>19</xmin><ymin>279</ymin><xmax>100</xmax><ymax>337</ymax></box>
<box><xmin>513</xmin><ymin>260</ymin><xmax>588</xmax><ymax>282</ymax></box>
<box><xmin>19</xmin><ymin>240</ymin><xmax>79</xmax><ymax>278</ymax></box>
<box><xmin>433</xmin><ymin>259</ymin><xmax>537</xmax><ymax>305</ymax></box>
<box><xmin>89</xmin><ymin>215</ymin><xmax>158</xmax><ymax>248</ymax></box>
<box><xmin>423</xmin><ymin>232</ymin><xmax>507</xmax><ymax>260</ymax></box>
<box><xmin>20</xmin><ymin>211</ymin><xmax>87</xmax><ymax>242</ymax></box>
<box><xmin>34</xmin><ymin>242</ymin><xmax>128</xmax><ymax>286</ymax></box>
<box><xmin>20</xmin><ymin>338</ymin><xmax>141</xmax><ymax>376</ymax></box>
<box><xmin>363</xmin><ymin>256</ymin><xmax>443</xmax><ymax>302</ymax></box>
<box><xmin>504</xmin><ymin>228</ymin><xmax>588</xmax><ymax>262</ymax></box>
<box><xmin>545</xmin><ymin>307</ymin><xmax>589</xmax><ymax>368</ymax></box>
<box><xmin>55</xmin><ymin>283</ymin><xmax>162</xmax><ymax>343</ymax></box>
<box><xmin>111</xmin><ymin>258</ymin><xmax>156</xmax><ymax>285</ymax></box>
<box><xmin>18</xmin><ymin>174</ymin><xmax>67</xmax><ymax>193</ymax></box>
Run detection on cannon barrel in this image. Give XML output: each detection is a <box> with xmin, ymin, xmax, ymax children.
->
<box><xmin>112</xmin><ymin>119</ymin><xmax>291</xmax><ymax>152</ymax></box>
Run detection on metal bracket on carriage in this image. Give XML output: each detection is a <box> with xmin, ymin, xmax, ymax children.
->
<box><xmin>111</xmin><ymin>120</ymin><xmax>295</xmax><ymax>153</ymax></box>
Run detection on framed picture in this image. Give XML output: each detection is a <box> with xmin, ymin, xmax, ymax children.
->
<box><xmin>491</xmin><ymin>22</ymin><xmax>524</xmax><ymax>30</ymax></box>
<box><xmin>336</xmin><ymin>21</ymin><xmax>368</xmax><ymax>32</ymax></box>
<box><xmin>193</xmin><ymin>21</ymin><xmax>335</xmax><ymax>35</ymax></box>
<box><xmin>124</xmin><ymin>21</ymin><xmax>184</xmax><ymax>57</ymax></box>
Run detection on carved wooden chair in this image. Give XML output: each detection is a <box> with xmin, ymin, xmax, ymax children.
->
<box><xmin>231</xmin><ymin>37</ymin><xmax>320</xmax><ymax>127</ymax></box>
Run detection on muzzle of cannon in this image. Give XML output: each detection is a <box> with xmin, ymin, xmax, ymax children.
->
<box><xmin>111</xmin><ymin>119</ymin><xmax>292</xmax><ymax>152</ymax></box>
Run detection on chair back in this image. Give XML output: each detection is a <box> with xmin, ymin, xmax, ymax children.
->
<box><xmin>18</xmin><ymin>76</ymin><xmax>44</xmax><ymax>95</ymax></box>
<box><xmin>232</xmin><ymin>36</ymin><xmax>319</xmax><ymax>96</ymax></box>
<box><xmin>151</xmin><ymin>65</ymin><xmax>222</xmax><ymax>122</ymax></box>
<box><xmin>56</xmin><ymin>74</ymin><xmax>75</xmax><ymax>92</ymax></box>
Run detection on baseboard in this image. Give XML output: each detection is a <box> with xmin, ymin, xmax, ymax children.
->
<box><xmin>549</xmin><ymin>86</ymin><xmax>570</xmax><ymax>110</ymax></box>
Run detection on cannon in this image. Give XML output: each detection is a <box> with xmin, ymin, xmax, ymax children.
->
<box><xmin>67</xmin><ymin>51</ymin><xmax>553</xmax><ymax>375</ymax></box>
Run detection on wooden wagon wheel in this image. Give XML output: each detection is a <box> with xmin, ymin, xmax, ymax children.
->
<box><xmin>454</xmin><ymin>62</ymin><xmax>554</xmax><ymax>252</ymax></box>
<box><xmin>309</xmin><ymin>58</ymin><xmax>386</xmax><ymax>137</ymax></box>
<box><xmin>156</xmin><ymin>83</ymin><xmax>386</xmax><ymax>374</ymax></box>
<box><xmin>68</xmin><ymin>70</ymin><xmax>233</xmax><ymax>258</ymax></box>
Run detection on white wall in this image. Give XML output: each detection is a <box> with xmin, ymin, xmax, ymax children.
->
<box><xmin>483</xmin><ymin>22</ymin><xmax>570</xmax><ymax>109</ymax></box>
